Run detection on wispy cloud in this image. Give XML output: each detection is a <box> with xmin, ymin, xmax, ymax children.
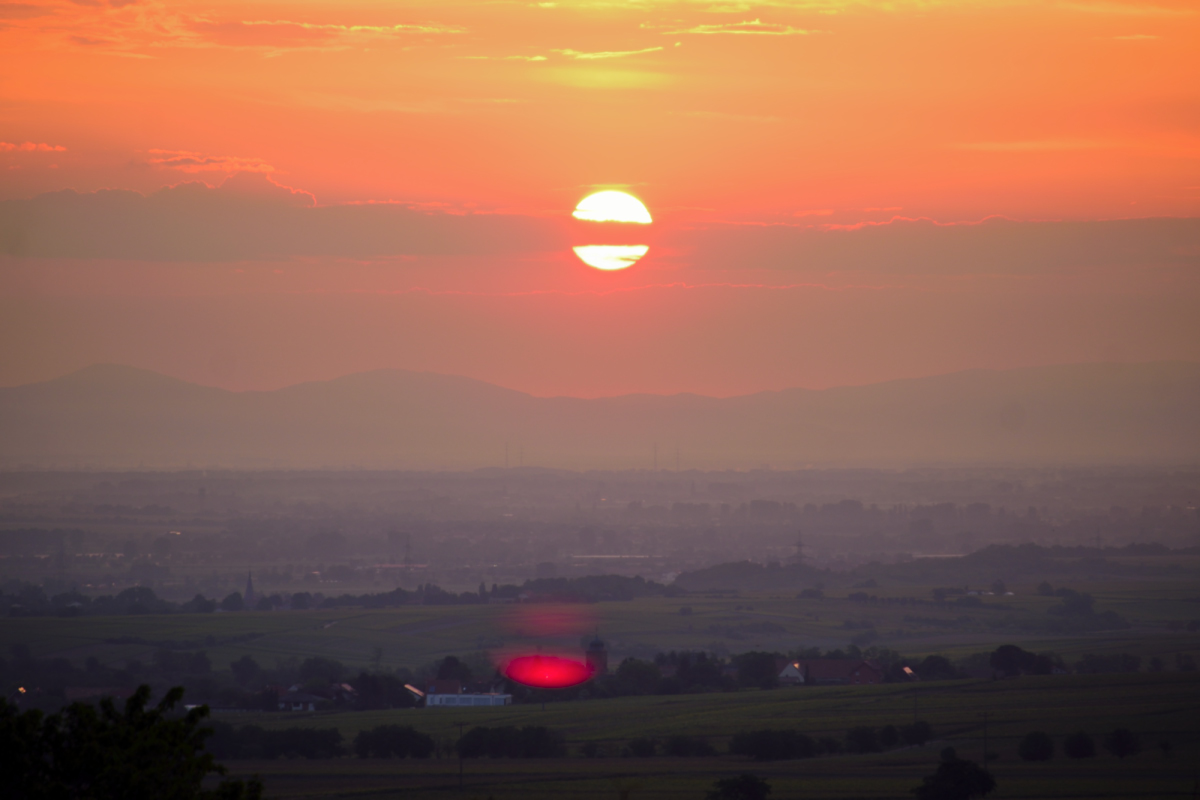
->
<box><xmin>553</xmin><ymin>46</ymin><xmax>664</xmax><ymax>59</ymax></box>
<box><xmin>658</xmin><ymin>19</ymin><xmax>821</xmax><ymax>36</ymax></box>
<box><xmin>794</xmin><ymin>208</ymin><xmax>834</xmax><ymax>217</ymax></box>
<box><xmin>238</xmin><ymin>20</ymin><xmax>463</xmax><ymax>36</ymax></box>
<box><xmin>0</xmin><ymin>2</ymin><xmax>52</xmax><ymax>19</ymax></box>
<box><xmin>954</xmin><ymin>139</ymin><xmax>1113</xmax><ymax>152</ymax></box>
<box><xmin>0</xmin><ymin>141</ymin><xmax>66</xmax><ymax>151</ymax></box>
<box><xmin>1111</xmin><ymin>33</ymin><xmax>1159</xmax><ymax>39</ymax></box>
<box><xmin>685</xmin><ymin>110</ymin><xmax>780</xmax><ymax>123</ymax></box>
<box><xmin>147</xmin><ymin>149</ymin><xmax>273</xmax><ymax>173</ymax></box>
<box><xmin>185</xmin><ymin>18</ymin><xmax>464</xmax><ymax>50</ymax></box>
<box><xmin>462</xmin><ymin>55</ymin><xmax>548</xmax><ymax>61</ymax></box>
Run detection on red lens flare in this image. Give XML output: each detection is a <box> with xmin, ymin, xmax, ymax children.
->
<box><xmin>501</xmin><ymin>603</ymin><xmax>596</xmax><ymax>638</ymax></box>
<box><xmin>503</xmin><ymin>655</ymin><xmax>596</xmax><ymax>689</ymax></box>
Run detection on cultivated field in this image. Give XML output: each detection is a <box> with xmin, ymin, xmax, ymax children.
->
<box><xmin>216</xmin><ymin>672</ymin><xmax>1200</xmax><ymax>799</ymax></box>
<box><xmin>3</xmin><ymin>579</ymin><xmax>1197</xmax><ymax>673</ymax></box>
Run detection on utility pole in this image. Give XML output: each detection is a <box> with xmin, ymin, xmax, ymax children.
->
<box><xmin>980</xmin><ymin>712</ymin><xmax>990</xmax><ymax>765</ymax></box>
<box><xmin>452</xmin><ymin>721</ymin><xmax>466</xmax><ymax>789</ymax></box>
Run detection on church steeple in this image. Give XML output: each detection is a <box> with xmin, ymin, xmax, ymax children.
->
<box><xmin>585</xmin><ymin>633</ymin><xmax>608</xmax><ymax>675</ymax></box>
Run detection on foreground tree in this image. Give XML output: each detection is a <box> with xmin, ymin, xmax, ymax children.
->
<box><xmin>912</xmin><ymin>747</ymin><xmax>995</xmax><ymax>800</ymax></box>
<box><xmin>0</xmin><ymin>684</ymin><xmax>261</xmax><ymax>800</ymax></box>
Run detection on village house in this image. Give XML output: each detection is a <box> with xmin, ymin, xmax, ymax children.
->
<box><xmin>778</xmin><ymin>659</ymin><xmax>884</xmax><ymax>686</ymax></box>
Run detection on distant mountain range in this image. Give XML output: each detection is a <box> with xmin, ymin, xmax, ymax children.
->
<box><xmin>1</xmin><ymin>362</ymin><xmax>1197</xmax><ymax>469</ymax></box>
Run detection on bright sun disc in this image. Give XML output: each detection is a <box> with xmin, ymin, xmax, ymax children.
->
<box><xmin>572</xmin><ymin>245</ymin><xmax>649</xmax><ymax>271</ymax></box>
<box><xmin>572</xmin><ymin>191</ymin><xmax>652</xmax><ymax>224</ymax></box>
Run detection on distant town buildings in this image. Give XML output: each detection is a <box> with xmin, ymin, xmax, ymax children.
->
<box><xmin>423</xmin><ymin>678</ymin><xmax>511</xmax><ymax>707</ymax></box>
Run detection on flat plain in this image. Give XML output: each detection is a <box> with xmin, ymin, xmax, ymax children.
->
<box><xmin>4</xmin><ymin>578</ymin><xmax>1197</xmax><ymax>673</ymax></box>
<box><xmin>6</xmin><ymin>579</ymin><xmax>1199</xmax><ymax>798</ymax></box>
<box><xmin>217</xmin><ymin>672</ymin><xmax>1200</xmax><ymax>799</ymax></box>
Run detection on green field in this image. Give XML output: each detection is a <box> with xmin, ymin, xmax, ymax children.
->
<box><xmin>5</xmin><ymin>582</ymin><xmax>1199</xmax><ymax>798</ymax></box>
<box><xmin>4</xmin><ymin>580</ymin><xmax>1198</xmax><ymax>674</ymax></box>
<box><xmin>214</xmin><ymin>672</ymin><xmax>1200</xmax><ymax>799</ymax></box>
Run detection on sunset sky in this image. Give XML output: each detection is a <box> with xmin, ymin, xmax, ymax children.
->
<box><xmin>2</xmin><ymin>0</ymin><xmax>1198</xmax><ymax>396</ymax></box>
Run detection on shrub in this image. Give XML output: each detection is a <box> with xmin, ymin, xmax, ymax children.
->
<box><xmin>615</xmin><ymin>658</ymin><xmax>662</xmax><ymax>695</ymax></box>
<box><xmin>732</xmin><ymin>651</ymin><xmax>781</xmax><ymax>689</ymax></box>
<box><xmin>817</xmin><ymin>736</ymin><xmax>843</xmax><ymax>754</ymax></box>
<box><xmin>729</xmin><ymin>729</ymin><xmax>818</xmax><ymax>761</ymax></box>
<box><xmin>1017</xmin><ymin>731</ymin><xmax>1054</xmax><ymax>761</ymax></box>
<box><xmin>458</xmin><ymin>726</ymin><xmax>566</xmax><ymax>759</ymax></box>
<box><xmin>353</xmin><ymin>725</ymin><xmax>434</xmax><ymax>759</ymax></box>
<box><xmin>914</xmin><ymin>655</ymin><xmax>962</xmax><ymax>681</ymax></box>
<box><xmin>845</xmin><ymin>726</ymin><xmax>882</xmax><ymax>753</ymax></box>
<box><xmin>664</xmin><ymin>734</ymin><xmax>717</xmax><ymax>757</ymax></box>
<box><xmin>298</xmin><ymin>656</ymin><xmax>344</xmax><ymax>684</ymax></box>
<box><xmin>707</xmin><ymin>773</ymin><xmax>771</xmax><ymax>800</ymax></box>
<box><xmin>902</xmin><ymin>721</ymin><xmax>934</xmax><ymax>746</ymax></box>
<box><xmin>1104</xmin><ymin>728</ymin><xmax>1141</xmax><ymax>759</ymax></box>
<box><xmin>989</xmin><ymin>644</ymin><xmax>1055</xmax><ymax>676</ymax></box>
<box><xmin>1062</xmin><ymin>730</ymin><xmax>1095</xmax><ymax>759</ymax></box>
<box><xmin>627</xmin><ymin>737</ymin><xmax>657</xmax><ymax>757</ymax></box>
<box><xmin>1074</xmin><ymin>653</ymin><xmax>1140</xmax><ymax>674</ymax></box>
<box><xmin>201</xmin><ymin>722</ymin><xmax>343</xmax><ymax>760</ymax></box>
<box><xmin>879</xmin><ymin>725</ymin><xmax>900</xmax><ymax>749</ymax></box>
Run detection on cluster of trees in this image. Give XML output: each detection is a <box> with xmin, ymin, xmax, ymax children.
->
<box><xmin>604</xmin><ymin>735</ymin><xmax>718</xmax><ymax>758</ymax></box>
<box><xmin>205</xmin><ymin>723</ymin><xmax>343</xmax><ymax>760</ymax></box>
<box><xmin>1017</xmin><ymin>728</ymin><xmax>1143</xmax><ymax>761</ymax></box>
<box><xmin>989</xmin><ymin>645</ymin><xmax>1064</xmax><ymax>677</ymax></box>
<box><xmin>728</xmin><ymin>721</ymin><xmax>933</xmax><ymax>761</ymax></box>
<box><xmin>988</xmin><ymin>643</ymin><xmax>1194</xmax><ymax>677</ymax></box>
<box><xmin>457</xmin><ymin>726</ymin><xmax>567</xmax><ymax>759</ymax></box>
<box><xmin>353</xmin><ymin>725</ymin><xmax>435</xmax><ymax>759</ymax></box>
<box><xmin>2</xmin><ymin>574</ymin><xmax>669</xmax><ymax>618</ymax></box>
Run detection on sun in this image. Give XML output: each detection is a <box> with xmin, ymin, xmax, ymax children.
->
<box><xmin>572</xmin><ymin>191</ymin><xmax>652</xmax><ymax>224</ymax></box>
<box><xmin>572</xmin><ymin>244</ymin><xmax>650</xmax><ymax>271</ymax></box>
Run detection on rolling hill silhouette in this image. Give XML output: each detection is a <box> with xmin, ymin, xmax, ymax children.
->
<box><xmin>1</xmin><ymin>362</ymin><xmax>1197</xmax><ymax>469</ymax></box>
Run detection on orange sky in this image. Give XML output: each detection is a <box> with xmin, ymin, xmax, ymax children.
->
<box><xmin>1</xmin><ymin>0</ymin><xmax>1199</xmax><ymax>395</ymax></box>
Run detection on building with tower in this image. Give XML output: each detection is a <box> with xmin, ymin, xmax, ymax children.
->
<box><xmin>585</xmin><ymin>635</ymin><xmax>608</xmax><ymax>675</ymax></box>
<box><xmin>243</xmin><ymin>572</ymin><xmax>256</xmax><ymax>610</ymax></box>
